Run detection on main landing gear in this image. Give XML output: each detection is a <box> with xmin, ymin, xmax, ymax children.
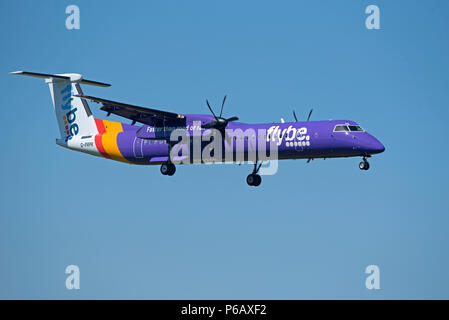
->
<box><xmin>359</xmin><ymin>156</ymin><xmax>370</xmax><ymax>171</ymax></box>
<box><xmin>160</xmin><ymin>162</ymin><xmax>176</xmax><ymax>176</ymax></box>
<box><xmin>247</xmin><ymin>162</ymin><xmax>263</xmax><ymax>187</ymax></box>
<box><xmin>161</xmin><ymin>143</ymin><xmax>176</xmax><ymax>176</ymax></box>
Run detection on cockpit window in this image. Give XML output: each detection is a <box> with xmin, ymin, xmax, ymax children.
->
<box><xmin>334</xmin><ymin>125</ymin><xmax>349</xmax><ymax>132</ymax></box>
<box><xmin>334</xmin><ymin>124</ymin><xmax>364</xmax><ymax>132</ymax></box>
<box><xmin>348</xmin><ymin>125</ymin><xmax>364</xmax><ymax>132</ymax></box>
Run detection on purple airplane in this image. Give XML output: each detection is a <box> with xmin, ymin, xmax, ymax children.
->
<box><xmin>12</xmin><ymin>71</ymin><xmax>385</xmax><ymax>186</ymax></box>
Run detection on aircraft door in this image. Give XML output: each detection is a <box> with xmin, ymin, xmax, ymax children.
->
<box><xmin>133</xmin><ymin>137</ymin><xmax>144</xmax><ymax>158</ymax></box>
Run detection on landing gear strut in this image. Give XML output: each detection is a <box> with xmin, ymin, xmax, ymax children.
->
<box><xmin>359</xmin><ymin>156</ymin><xmax>370</xmax><ymax>171</ymax></box>
<box><xmin>160</xmin><ymin>162</ymin><xmax>176</xmax><ymax>176</ymax></box>
<box><xmin>247</xmin><ymin>162</ymin><xmax>262</xmax><ymax>186</ymax></box>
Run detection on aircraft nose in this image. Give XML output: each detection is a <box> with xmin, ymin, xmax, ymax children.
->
<box><xmin>366</xmin><ymin>136</ymin><xmax>385</xmax><ymax>154</ymax></box>
<box><xmin>374</xmin><ymin>141</ymin><xmax>385</xmax><ymax>153</ymax></box>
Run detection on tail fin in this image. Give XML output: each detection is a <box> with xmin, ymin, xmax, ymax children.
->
<box><xmin>11</xmin><ymin>71</ymin><xmax>110</xmax><ymax>141</ymax></box>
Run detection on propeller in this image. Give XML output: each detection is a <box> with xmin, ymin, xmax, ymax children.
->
<box><xmin>293</xmin><ymin>109</ymin><xmax>312</xmax><ymax>121</ymax></box>
<box><xmin>293</xmin><ymin>110</ymin><xmax>298</xmax><ymax>122</ymax></box>
<box><xmin>307</xmin><ymin>108</ymin><xmax>313</xmax><ymax>121</ymax></box>
<box><xmin>202</xmin><ymin>95</ymin><xmax>239</xmax><ymax>131</ymax></box>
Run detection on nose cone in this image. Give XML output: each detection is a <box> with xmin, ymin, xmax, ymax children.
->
<box><xmin>365</xmin><ymin>135</ymin><xmax>385</xmax><ymax>154</ymax></box>
<box><xmin>373</xmin><ymin>139</ymin><xmax>385</xmax><ymax>153</ymax></box>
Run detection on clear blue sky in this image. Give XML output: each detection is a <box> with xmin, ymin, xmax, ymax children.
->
<box><xmin>1</xmin><ymin>0</ymin><xmax>448</xmax><ymax>299</ymax></box>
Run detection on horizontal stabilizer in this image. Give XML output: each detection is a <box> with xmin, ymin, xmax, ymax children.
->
<box><xmin>78</xmin><ymin>79</ymin><xmax>111</xmax><ymax>87</ymax></box>
<box><xmin>10</xmin><ymin>71</ymin><xmax>111</xmax><ymax>87</ymax></box>
<box><xmin>11</xmin><ymin>71</ymin><xmax>70</xmax><ymax>80</ymax></box>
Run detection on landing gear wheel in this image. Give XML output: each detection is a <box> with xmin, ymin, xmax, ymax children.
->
<box><xmin>253</xmin><ymin>174</ymin><xmax>262</xmax><ymax>186</ymax></box>
<box><xmin>246</xmin><ymin>174</ymin><xmax>262</xmax><ymax>186</ymax></box>
<box><xmin>160</xmin><ymin>163</ymin><xmax>169</xmax><ymax>175</ymax></box>
<box><xmin>359</xmin><ymin>161</ymin><xmax>370</xmax><ymax>171</ymax></box>
<box><xmin>246</xmin><ymin>174</ymin><xmax>255</xmax><ymax>186</ymax></box>
<box><xmin>161</xmin><ymin>163</ymin><xmax>176</xmax><ymax>176</ymax></box>
<box><xmin>247</xmin><ymin>161</ymin><xmax>263</xmax><ymax>186</ymax></box>
<box><xmin>167</xmin><ymin>164</ymin><xmax>176</xmax><ymax>176</ymax></box>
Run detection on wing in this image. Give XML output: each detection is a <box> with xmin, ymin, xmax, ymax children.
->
<box><xmin>75</xmin><ymin>95</ymin><xmax>185</xmax><ymax>125</ymax></box>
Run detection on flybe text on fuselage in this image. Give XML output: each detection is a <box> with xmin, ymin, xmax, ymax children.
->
<box><xmin>267</xmin><ymin>125</ymin><xmax>310</xmax><ymax>146</ymax></box>
<box><xmin>61</xmin><ymin>84</ymin><xmax>79</xmax><ymax>141</ymax></box>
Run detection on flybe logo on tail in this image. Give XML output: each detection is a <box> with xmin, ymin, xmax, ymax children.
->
<box><xmin>61</xmin><ymin>84</ymin><xmax>79</xmax><ymax>141</ymax></box>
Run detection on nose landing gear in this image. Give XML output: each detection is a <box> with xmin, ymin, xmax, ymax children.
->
<box><xmin>359</xmin><ymin>156</ymin><xmax>370</xmax><ymax>171</ymax></box>
<box><xmin>160</xmin><ymin>162</ymin><xmax>176</xmax><ymax>176</ymax></box>
<box><xmin>247</xmin><ymin>162</ymin><xmax>263</xmax><ymax>186</ymax></box>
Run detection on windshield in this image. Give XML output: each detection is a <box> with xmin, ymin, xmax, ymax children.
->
<box><xmin>348</xmin><ymin>125</ymin><xmax>364</xmax><ymax>132</ymax></box>
<box><xmin>334</xmin><ymin>125</ymin><xmax>349</xmax><ymax>132</ymax></box>
<box><xmin>334</xmin><ymin>124</ymin><xmax>364</xmax><ymax>132</ymax></box>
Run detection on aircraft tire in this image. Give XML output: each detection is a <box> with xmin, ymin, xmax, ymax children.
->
<box><xmin>167</xmin><ymin>164</ymin><xmax>176</xmax><ymax>176</ymax></box>
<box><xmin>246</xmin><ymin>174</ymin><xmax>255</xmax><ymax>186</ymax></box>
<box><xmin>364</xmin><ymin>161</ymin><xmax>370</xmax><ymax>170</ymax></box>
<box><xmin>160</xmin><ymin>163</ymin><xmax>170</xmax><ymax>175</ymax></box>
<box><xmin>247</xmin><ymin>174</ymin><xmax>261</xmax><ymax>186</ymax></box>
<box><xmin>359</xmin><ymin>161</ymin><xmax>370</xmax><ymax>171</ymax></box>
<box><xmin>253</xmin><ymin>174</ymin><xmax>262</xmax><ymax>186</ymax></box>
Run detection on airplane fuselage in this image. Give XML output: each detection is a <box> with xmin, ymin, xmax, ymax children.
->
<box><xmin>58</xmin><ymin>114</ymin><xmax>385</xmax><ymax>165</ymax></box>
<box><xmin>13</xmin><ymin>71</ymin><xmax>385</xmax><ymax>186</ymax></box>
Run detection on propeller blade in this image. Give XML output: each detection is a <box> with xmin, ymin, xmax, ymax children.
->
<box><xmin>307</xmin><ymin>108</ymin><xmax>313</xmax><ymax>121</ymax></box>
<box><xmin>204</xmin><ymin>96</ymin><xmax>237</xmax><ymax>130</ymax></box>
<box><xmin>226</xmin><ymin>116</ymin><xmax>239</xmax><ymax>122</ymax></box>
<box><xmin>293</xmin><ymin>110</ymin><xmax>298</xmax><ymax>122</ymax></box>
<box><xmin>219</xmin><ymin>95</ymin><xmax>227</xmax><ymax>117</ymax></box>
<box><xmin>206</xmin><ymin>99</ymin><xmax>218</xmax><ymax>119</ymax></box>
<box><xmin>201</xmin><ymin>122</ymin><xmax>214</xmax><ymax>129</ymax></box>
